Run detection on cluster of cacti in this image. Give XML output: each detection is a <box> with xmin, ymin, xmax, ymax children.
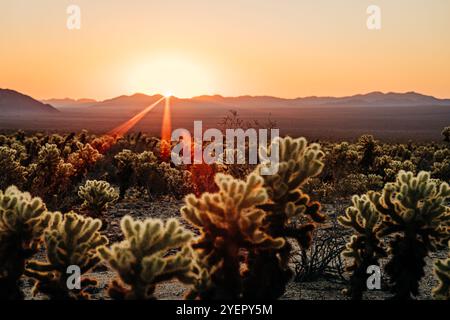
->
<box><xmin>25</xmin><ymin>212</ymin><xmax>108</xmax><ymax>299</ymax></box>
<box><xmin>1</xmin><ymin>130</ymin><xmax>449</xmax><ymax>301</ymax></box>
<box><xmin>340</xmin><ymin>170</ymin><xmax>450</xmax><ymax>299</ymax></box>
<box><xmin>28</xmin><ymin>143</ymin><xmax>75</xmax><ymax>205</ymax></box>
<box><xmin>0</xmin><ymin>146</ymin><xmax>27</xmax><ymax>190</ymax></box>
<box><xmin>99</xmin><ymin>216</ymin><xmax>194</xmax><ymax>299</ymax></box>
<box><xmin>0</xmin><ymin>186</ymin><xmax>52</xmax><ymax>299</ymax></box>
<box><xmin>182</xmin><ymin>173</ymin><xmax>284</xmax><ymax>299</ymax></box>
<box><xmin>78</xmin><ymin>180</ymin><xmax>119</xmax><ymax>218</ymax></box>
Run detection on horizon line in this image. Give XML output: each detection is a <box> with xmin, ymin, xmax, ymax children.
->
<box><xmin>34</xmin><ymin>89</ymin><xmax>450</xmax><ymax>103</ymax></box>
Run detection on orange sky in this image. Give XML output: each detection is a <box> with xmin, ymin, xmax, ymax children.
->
<box><xmin>1</xmin><ymin>0</ymin><xmax>450</xmax><ymax>100</ymax></box>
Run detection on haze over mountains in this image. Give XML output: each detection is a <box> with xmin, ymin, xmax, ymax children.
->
<box><xmin>1</xmin><ymin>88</ymin><xmax>450</xmax><ymax>141</ymax></box>
<box><xmin>0</xmin><ymin>89</ymin><xmax>59</xmax><ymax>114</ymax></box>
<box><xmin>42</xmin><ymin>91</ymin><xmax>450</xmax><ymax>111</ymax></box>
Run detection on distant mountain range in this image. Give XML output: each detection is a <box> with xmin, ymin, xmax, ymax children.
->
<box><xmin>0</xmin><ymin>89</ymin><xmax>59</xmax><ymax>114</ymax></box>
<box><xmin>42</xmin><ymin>91</ymin><xmax>450</xmax><ymax>111</ymax></box>
<box><xmin>1</xmin><ymin>88</ymin><xmax>450</xmax><ymax>141</ymax></box>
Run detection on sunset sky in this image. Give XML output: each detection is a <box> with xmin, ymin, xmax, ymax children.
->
<box><xmin>1</xmin><ymin>0</ymin><xmax>450</xmax><ymax>100</ymax></box>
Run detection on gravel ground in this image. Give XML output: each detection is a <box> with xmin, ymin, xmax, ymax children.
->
<box><xmin>20</xmin><ymin>195</ymin><xmax>447</xmax><ymax>300</ymax></box>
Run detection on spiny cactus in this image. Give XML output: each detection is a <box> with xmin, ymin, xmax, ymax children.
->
<box><xmin>26</xmin><ymin>211</ymin><xmax>108</xmax><ymax>299</ymax></box>
<box><xmin>78</xmin><ymin>180</ymin><xmax>118</xmax><ymax>218</ymax></box>
<box><xmin>245</xmin><ymin>136</ymin><xmax>325</xmax><ymax>298</ymax></box>
<box><xmin>68</xmin><ymin>142</ymin><xmax>103</xmax><ymax>178</ymax></box>
<box><xmin>0</xmin><ymin>186</ymin><xmax>52</xmax><ymax>299</ymax></box>
<box><xmin>378</xmin><ymin>171</ymin><xmax>450</xmax><ymax>299</ymax></box>
<box><xmin>114</xmin><ymin>149</ymin><xmax>137</xmax><ymax>199</ymax></box>
<box><xmin>99</xmin><ymin>216</ymin><xmax>194</xmax><ymax>300</ymax></box>
<box><xmin>338</xmin><ymin>193</ymin><xmax>386</xmax><ymax>299</ymax></box>
<box><xmin>28</xmin><ymin>143</ymin><xmax>75</xmax><ymax>205</ymax></box>
<box><xmin>433</xmin><ymin>244</ymin><xmax>450</xmax><ymax>300</ymax></box>
<box><xmin>182</xmin><ymin>173</ymin><xmax>284</xmax><ymax>299</ymax></box>
<box><xmin>0</xmin><ymin>146</ymin><xmax>27</xmax><ymax>190</ymax></box>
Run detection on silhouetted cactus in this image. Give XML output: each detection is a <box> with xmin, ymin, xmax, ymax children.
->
<box><xmin>0</xmin><ymin>186</ymin><xmax>52</xmax><ymax>299</ymax></box>
<box><xmin>99</xmin><ymin>216</ymin><xmax>194</xmax><ymax>299</ymax></box>
<box><xmin>26</xmin><ymin>211</ymin><xmax>108</xmax><ymax>299</ymax></box>
<box><xmin>78</xmin><ymin>180</ymin><xmax>118</xmax><ymax>218</ymax></box>
<box><xmin>433</xmin><ymin>243</ymin><xmax>450</xmax><ymax>300</ymax></box>
<box><xmin>182</xmin><ymin>173</ymin><xmax>284</xmax><ymax>299</ymax></box>
<box><xmin>245</xmin><ymin>137</ymin><xmax>325</xmax><ymax>298</ymax></box>
<box><xmin>114</xmin><ymin>149</ymin><xmax>137</xmax><ymax>199</ymax></box>
<box><xmin>338</xmin><ymin>193</ymin><xmax>386</xmax><ymax>299</ymax></box>
<box><xmin>442</xmin><ymin>126</ymin><xmax>450</xmax><ymax>142</ymax></box>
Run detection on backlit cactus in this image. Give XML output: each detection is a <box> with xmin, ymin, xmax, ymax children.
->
<box><xmin>338</xmin><ymin>193</ymin><xmax>386</xmax><ymax>299</ymax></box>
<box><xmin>341</xmin><ymin>170</ymin><xmax>450</xmax><ymax>299</ymax></box>
<box><xmin>99</xmin><ymin>215</ymin><xmax>194</xmax><ymax>299</ymax></box>
<box><xmin>25</xmin><ymin>211</ymin><xmax>107</xmax><ymax>299</ymax></box>
<box><xmin>78</xmin><ymin>180</ymin><xmax>119</xmax><ymax>218</ymax></box>
<box><xmin>378</xmin><ymin>171</ymin><xmax>450</xmax><ymax>299</ymax></box>
<box><xmin>0</xmin><ymin>186</ymin><xmax>52</xmax><ymax>299</ymax></box>
<box><xmin>246</xmin><ymin>137</ymin><xmax>325</xmax><ymax>298</ymax></box>
<box><xmin>182</xmin><ymin>173</ymin><xmax>284</xmax><ymax>299</ymax></box>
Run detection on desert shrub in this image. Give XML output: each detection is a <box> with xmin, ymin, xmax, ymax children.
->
<box><xmin>293</xmin><ymin>225</ymin><xmax>347</xmax><ymax>282</ymax></box>
<box><xmin>99</xmin><ymin>216</ymin><xmax>194</xmax><ymax>300</ymax></box>
<box><xmin>0</xmin><ymin>186</ymin><xmax>52</xmax><ymax>299</ymax></box>
<box><xmin>26</xmin><ymin>212</ymin><xmax>108</xmax><ymax>299</ymax></box>
<box><xmin>0</xmin><ymin>146</ymin><xmax>27</xmax><ymax>190</ymax></box>
<box><xmin>78</xmin><ymin>180</ymin><xmax>119</xmax><ymax>218</ymax></box>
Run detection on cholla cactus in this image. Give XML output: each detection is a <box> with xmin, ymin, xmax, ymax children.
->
<box><xmin>433</xmin><ymin>244</ymin><xmax>450</xmax><ymax>300</ymax></box>
<box><xmin>29</xmin><ymin>143</ymin><xmax>75</xmax><ymax>204</ymax></box>
<box><xmin>338</xmin><ymin>193</ymin><xmax>386</xmax><ymax>299</ymax></box>
<box><xmin>182</xmin><ymin>173</ymin><xmax>284</xmax><ymax>299</ymax></box>
<box><xmin>244</xmin><ymin>137</ymin><xmax>325</xmax><ymax>298</ymax></box>
<box><xmin>78</xmin><ymin>180</ymin><xmax>118</xmax><ymax>218</ymax></box>
<box><xmin>0</xmin><ymin>146</ymin><xmax>27</xmax><ymax>190</ymax></box>
<box><xmin>68</xmin><ymin>142</ymin><xmax>103</xmax><ymax>178</ymax></box>
<box><xmin>0</xmin><ymin>186</ymin><xmax>52</xmax><ymax>299</ymax></box>
<box><xmin>26</xmin><ymin>211</ymin><xmax>108</xmax><ymax>299</ymax></box>
<box><xmin>99</xmin><ymin>216</ymin><xmax>194</xmax><ymax>300</ymax></box>
<box><xmin>114</xmin><ymin>149</ymin><xmax>137</xmax><ymax>199</ymax></box>
<box><xmin>377</xmin><ymin>171</ymin><xmax>450</xmax><ymax>299</ymax></box>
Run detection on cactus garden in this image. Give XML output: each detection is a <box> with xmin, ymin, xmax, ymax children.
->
<box><xmin>0</xmin><ymin>129</ymin><xmax>448</xmax><ymax>301</ymax></box>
